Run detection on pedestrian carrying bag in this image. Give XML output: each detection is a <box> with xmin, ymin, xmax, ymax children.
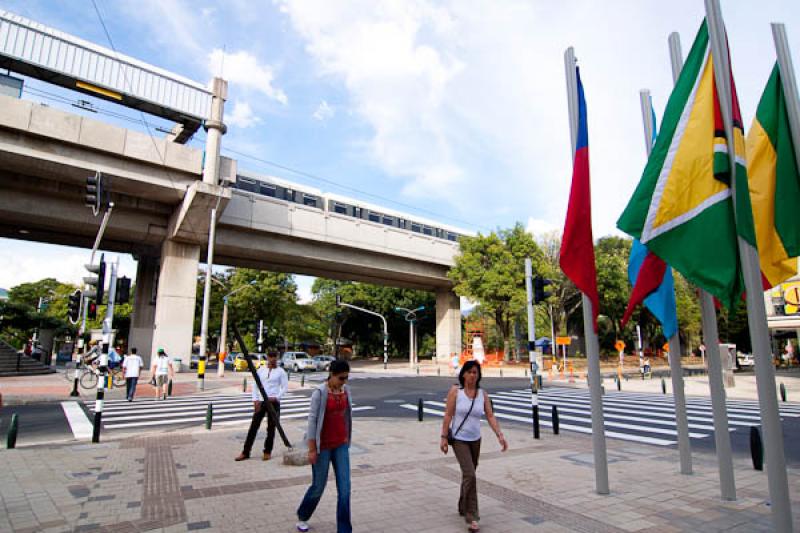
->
<box><xmin>447</xmin><ymin>390</ymin><xmax>477</xmax><ymax>445</ymax></box>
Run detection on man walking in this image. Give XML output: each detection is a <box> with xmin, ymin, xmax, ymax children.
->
<box><xmin>150</xmin><ymin>348</ymin><xmax>174</xmax><ymax>400</ymax></box>
<box><xmin>122</xmin><ymin>348</ymin><xmax>144</xmax><ymax>402</ymax></box>
<box><xmin>236</xmin><ymin>352</ymin><xmax>288</xmax><ymax>461</ymax></box>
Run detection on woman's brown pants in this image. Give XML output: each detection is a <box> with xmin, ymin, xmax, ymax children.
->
<box><xmin>453</xmin><ymin>439</ymin><xmax>481</xmax><ymax>523</ymax></box>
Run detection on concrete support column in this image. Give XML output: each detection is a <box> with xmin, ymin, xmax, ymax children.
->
<box><xmin>128</xmin><ymin>255</ymin><xmax>158</xmax><ymax>366</ymax></box>
<box><xmin>202</xmin><ymin>77</ymin><xmax>227</xmax><ymax>185</ymax></box>
<box><xmin>435</xmin><ymin>289</ymin><xmax>461</xmax><ymax>363</ymax></box>
<box><xmin>151</xmin><ymin>240</ymin><xmax>200</xmax><ymax>370</ymax></box>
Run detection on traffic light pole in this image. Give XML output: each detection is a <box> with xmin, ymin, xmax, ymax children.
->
<box><xmin>339</xmin><ymin>302</ymin><xmax>388</xmax><ymax>369</ymax></box>
<box><xmin>524</xmin><ymin>258</ymin><xmax>540</xmax><ymax>439</ymax></box>
<box><xmin>92</xmin><ymin>257</ymin><xmax>118</xmax><ymax>443</ymax></box>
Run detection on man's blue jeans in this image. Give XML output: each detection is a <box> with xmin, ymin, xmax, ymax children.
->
<box><xmin>297</xmin><ymin>444</ymin><xmax>351</xmax><ymax>533</ymax></box>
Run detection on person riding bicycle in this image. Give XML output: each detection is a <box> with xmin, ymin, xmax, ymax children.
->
<box><xmin>82</xmin><ymin>343</ymin><xmax>101</xmax><ymax>367</ymax></box>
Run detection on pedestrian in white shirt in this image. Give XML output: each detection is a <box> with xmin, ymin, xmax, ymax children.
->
<box><xmin>122</xmin><ymin>347</ymin><xmax>144</xmax><ymax>402</ymax></box>
<box><xmin>235</xmin><ymin>352</ymin><xmax>288</xmax><ymax>461</ymax></box>
<box><xmin>150</xmin><ymin>348</ymin><xmax>174</xmax><ymax>400</ymax></box>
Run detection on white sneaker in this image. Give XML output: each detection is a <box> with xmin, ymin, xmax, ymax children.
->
<box><xmin>296</xmin><ymin>521</ymin><xmax>309</xmax><ymax>532</ymax></box>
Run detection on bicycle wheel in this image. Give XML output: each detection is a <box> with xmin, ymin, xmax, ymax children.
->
<box><xmin>112</xmin><ymin>370</ymin><xmax>126</xmax><ymax>387</ymax></box>
<box><xmin>80</xmin><ymin>370</ymin><xmax>98</xmax><ymax>389</ymax></box>
<box><xmin>64</xmin><ymin>362</ymin><xmax>77</xmax><ymax>381</ymax></box>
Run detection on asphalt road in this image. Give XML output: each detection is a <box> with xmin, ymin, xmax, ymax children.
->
<box><xmin>3</xmin><ymin>374</ymin><xmax>800</xmax><ymax>468</ymax></box>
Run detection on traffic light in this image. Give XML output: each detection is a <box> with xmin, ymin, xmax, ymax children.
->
<box><xmin>67</xmin><ymin>290</ymin><xmax>82</xmax><ymax>323</ymax></box>
<box><xmin>83</xmin><ymin>254</ymin><xmax>106</xmax><ymax>304</ymax></box>
<box><xmin>116</xmin><ymin>277</ymin><xmax>131</xmax><ymax>304</ymax></box>
<box><xmin>87</xmin><ymin>300</ymin><xmax>98</xmax><ymax>320</ymax></box>
<box><xmin>85</xmin><ymin>173</ymin><xmax>102</xmax><ymax>213</ymax></box>
<box><xmin>534</xmin><ymin>277</ymin><xmax>553</xmax><ymax>304</ymax></box>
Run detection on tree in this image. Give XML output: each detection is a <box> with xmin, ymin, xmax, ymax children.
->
<box><xmin>226</xmin><ymin>269</ymin><xmax>298</xmax><ymax>350</ymax></box>
<box><xmin>594</xmin><ymin>236</ymin><xmax>633</xmax><ymax>352</ymax></box>
<box><xmin>449</xmin><ymin>223</ymin><xmax>543</xmax><ymax>360</ymax></box>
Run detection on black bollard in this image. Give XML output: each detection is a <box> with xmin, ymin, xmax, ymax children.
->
<box><xmin>525</xmin><ymin>368</ymin><xmax>528</xmax><ymax>378</ymax></box>
<box><xmin>417</xmin><ymin>398</ymin><xmax>424</xmax><ymax>421</ymax></box>
<box><xmin>205</xmin><ymin>403</ymin><xmax>213</xmax><ymax>430</ymax></box>
<box><xmin>301</xmin><ymin>374</ymin><xmax>305</xmax><ymax>387</ymax></box>
<box><xmin>437</xmin><ymin>367</ymin><xmax>441</xmax><ymax>376</ymax></box>
<box><xmin>661</xmin><ymin>378</ymin><xmax>667</xmax><ymax>395</ymax></box>
<box><xmin>552</xmin><ymin>405</ymin><xmax>560</xmax><ymax>435</ymax></box>
<box><xmin>243</xmin><ymin>378</ymin><xmax>247</xmax><ymax>392</ymax></box>
<box><xmin>500</xmin><ymin>368</ymin><xmax>503</xmax><ymax>378</ymax></box>
<box><xmin>416</xmin><ymin>365</ymin><xmax>420</xmax><ymax>376</ymax></box>
<box><xmin>532</xmin><ymin>405</ymin><xmax>540</xmax><ymax>439</ymax></box>
<box><xmin>601</xmin><ymin>385</ymin><xmax>605</xmax><ymax>395</ymax></box>
<box><xmin>70</xmin><ymin>377</ymin><xmax>80</xmax><ymax>397</ymax></box>
<box><xmin>616</xmin><ymin>377</ymin><xmax>621</xmax><ymax>391</ymax></box>
<box><xmin>167</xmin><ymin>379</ymin><xmax>173</xmax><ymax>397</ymax></box>
<box><xmin>780</xmin><ymin>382</ymin><xmax>787</xmax><ymax>402</ymax></box>
<box><xmin>750</xmin><ymin>426</ymin><xmax>764</xmax><ymax>471</ymax></box>
<box><xmin>6</xmin><ymin>413</ymin><xmax>18</xmax><ymax>449</ymax></box>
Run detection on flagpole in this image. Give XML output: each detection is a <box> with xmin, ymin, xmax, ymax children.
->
<box><xmin>669</xmin><ymin>31</ymin><xmax>736</xmax><ymax>499</ymax></box>
<box><xmin>638</xmin><ymin>89</ymin><xmax>692</xmax><ymax>476</ymax></box>
<box><xmin>772</xmin><ymin>23</ymin><xmax>800</xmax><ymax>174</ymax></box>
<box><xmin>564</xmin><ymin>46</ymin><xmax>609</xmax><ymax>496</ymax></box>
<box><xmin>706</xmin><ymin>1</ymin><xmax>792</xmax><ymax>529</ymax></box>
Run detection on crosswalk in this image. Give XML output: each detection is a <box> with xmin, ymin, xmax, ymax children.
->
<box><xmin>400</xmin><ymin>387</ymin><xmax>800</xmax><ymax>447</ymax></box>
<box><xmin>87</xmin><ymin>392</ymin><xmax>376</xmax><ymax>432</ymax></box>
<box><xmin>287</xmin><ymin>371</ymin><xmax>415</xmax><ymax>384</ymax></box>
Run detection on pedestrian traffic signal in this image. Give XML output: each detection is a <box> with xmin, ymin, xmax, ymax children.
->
<box><xmin>534</xmin><ymin>277</ymin><xmax>553</xmax><ymax>304</ymax></box>
<box><xmin>84</xmin><ymin>254</ymin><xmax>106</xmax><ymax>304</ymax></box>
<box><xmin>87</xmin><ymin>300</ymin><xmax>98</xmax><ymax>320</ymax></box>
<box><xmin>85</xmin><ymin>173</ymin><xmax>103</xmax><ymax>214</ymax></box>
<box><xmin>115</xmin><ymin>276</ymin><xmax>131</xmax><ymax>304</ymax></box>
<box><xmin>67</xmin><ymin>289</ymin><xmax>82</xmax><ymax>323</ymax></box>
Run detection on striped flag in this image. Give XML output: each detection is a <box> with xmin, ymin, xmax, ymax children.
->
<box><xmin>560</xmin><ymin>67</ymin><xmax>599</xmax><ymax>331</ymax></box>
<box><xmin>746</xmin><ymin>63</ymin><xmax>800</xmax><ymax>288</ymax></box>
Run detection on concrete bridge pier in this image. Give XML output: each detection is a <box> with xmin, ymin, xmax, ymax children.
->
<box><xmin>150</xmin><ymin>240</ymin><xmax>200</xmax><ymax>370</ymax></box>
<box><xmin>127</xmin><ymin>255</ymin><xmax>158</xmax><ymax>366</ymax></box>
<box><xmin>435</xmin><ymin>289</ymin><xmax>462</xmax><ymax>363</ymax></box>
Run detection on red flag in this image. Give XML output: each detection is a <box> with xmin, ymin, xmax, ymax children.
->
<box><xmin>560</xmin><ymin>67</ymin><xmax>599</xmax><ymax>332</ymax></box>
<box><xmin>621</xmin><ymin>251</ymin><xmax>667</xmax><ymax>329</ymax></box>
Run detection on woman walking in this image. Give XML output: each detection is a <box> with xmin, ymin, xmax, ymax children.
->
<box><xmin>440</xmin><ymin>361</ymin><xmax>507</xmax><ymax>532</ymax></box>
<box><xmin>296</xmin><ymin>359</ymin><xmax>353</xmax><ymax>533</ymax></box>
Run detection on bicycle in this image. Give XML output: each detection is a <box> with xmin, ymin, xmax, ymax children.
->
<box><xmin>78</xmin><ymin>363</ymin><xmax>126</xmax><ymax>390</ymax></box>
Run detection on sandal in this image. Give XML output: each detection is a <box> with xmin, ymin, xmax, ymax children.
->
<box><xmin>468</xmin><ymin>521</ymin><xmax>480</xmax><ymax>532</ymax></box>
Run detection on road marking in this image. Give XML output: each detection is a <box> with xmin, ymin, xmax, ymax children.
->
<box><xmin>61</xmin><ymin>401</ymin><xmax>93</xmax><ymax>440</ymax></box>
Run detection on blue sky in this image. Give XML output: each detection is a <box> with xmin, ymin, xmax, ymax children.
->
<box><xmin>1</xmin><ymin>0</ymin><xmax>799</xmax><ymax>301</ymax></box>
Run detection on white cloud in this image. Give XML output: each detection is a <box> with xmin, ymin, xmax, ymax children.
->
<box><xmin>526</xmin><ymin>217</ymin><xmax>560</xmax><ymax>238</ymax></box>
<box><xmin>313</xmin><ymin>100</ymin><xmax>335</xmax><ymax>121</ymax></box>
<box><xmin>295</xmin><ymin>275</ymin><xmax>315</xmax><ymax>304</ymax></box>
<box><xmin>226</xmin><ymin>101</ymin><xmax>261</xmax><ymax>128</ymax></box>
<box><xmin>208</xmin><ymin>49</ymin><xmax>288</xmax><ymax>105</ymax></box>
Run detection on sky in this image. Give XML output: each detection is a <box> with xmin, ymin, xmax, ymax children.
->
<box><xmin>1</xmin><ymin>0</ymin><xmax>799</xmax><ymax>302</ymax></box>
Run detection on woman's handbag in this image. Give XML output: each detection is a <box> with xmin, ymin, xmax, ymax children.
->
<box><xmin>447</xmin><ymin>391</ymin><xmax>477</xmax><ymax>445</ymax></box>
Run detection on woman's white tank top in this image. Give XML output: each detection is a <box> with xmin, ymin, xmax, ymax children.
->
<box><xmin>451</xmin><ymin>388</ymin><xmax>484</xmax><ymax>442</ymax></box>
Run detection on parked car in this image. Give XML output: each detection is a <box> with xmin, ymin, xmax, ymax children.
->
<box><xmin>234</xmin><ymin>353</ymin><xmax>267</xmax><ymax>372</ymax></box>
<box><xmin>280</xmin><ymin>351</ymin><xmax>316</xmax><ymax>372</ymax></box>
<box><xmin>737</xmin><ymin>352</ymin><xmax>755</xmax><ymax>368</ymax></box>
<box><xmin>313</xmin><ymin>355</ymin><xmax>336</xmax><ymax>371</ymax></box>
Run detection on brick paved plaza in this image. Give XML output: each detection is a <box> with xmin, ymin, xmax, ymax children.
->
<box><xmin>1</xmin><ymin>412</ymin><xmax>799</xmax><ymax>532</ymax></box>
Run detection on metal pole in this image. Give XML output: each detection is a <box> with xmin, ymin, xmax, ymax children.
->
<box><xmin>525</xmin><ymin>258</ymin><xmax>540</xmax><ymax>439</ymax></box>
<box><xmin>640</xmin><ymin>87</ymin><xmax>692</xmax><ymax>474</ymax></box>
<box><xmin>708</xmin><ymin>3</ymin><xmax>793</xmax><ymax>517</ymax></box>
<box><xmin>564</xmin><ymin>46</ymin><xmax>609</xmax><ymax>495</ymax></box>
<box><xmin>218</xmin><ymin>298</ymin><xmax>228</xmax><ymax>377</ymax></box>
<box><xmin>772</xmin><ymin>24</ymin><xmax>800</xmax><ymax>174</ymax></box>
<box><xmin>636</xmin><ymin>324</ymin><xmax>644</xmax><ymax>376</ymax></box>
<box><xmin>383</xmin><ymin>331</ymin><xmax>388</xmax><ymax>370</ymax></box>
<box><xmin>92</xmin><ymin>258</ymin><xmax>117</xmax><ymax>443</ymax></box>
<box><xmin>198</xmin><ymin>207</ymin><xmax>217</xmax><ymax>391</ymax></box>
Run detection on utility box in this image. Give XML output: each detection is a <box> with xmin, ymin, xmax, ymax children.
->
<box><xmin>719</xmin><ymin>343</ymin><xmax>736</xmax><ymax>388</ymax></box>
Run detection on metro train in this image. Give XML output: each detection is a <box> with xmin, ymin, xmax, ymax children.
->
<box><xmin>233</xmin><ymin>171</ymin><xmax>470</xmax><ymax>243</ymax></box>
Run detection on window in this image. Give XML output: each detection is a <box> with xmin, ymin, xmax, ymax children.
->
<box><xmin>259</xmin><ymin>184</ymin><xmax>277</xmax><ymax>197</ymax></box>
<box><xmin>333</xmin><ymin>202</ymin><xmax>347</xmax><ymax>215</ymax></box>
<box><xmin>303</xmin><ymin>194</ymin><xmax>318</xmax><ymax>207</ymax></box>
<box><xmin>447</xmin><ymin>232</ymin><xmax>457</xmax><ymax>242</ymax></box>
<box><xmin>423</xmin><ymin>226</ymin><xmax>433</xmax><ymax>236</ymax></box>
<box><xmin>382</xmin><ymin>215</ymin><xmax>394</xmax><ymax>226</ymax></box>
<box><xmin>368</xmin><ymin>212</ymin><xmax>380</xmax><ymax>223</ymax></box>
<box><xmin>411</xmin><ymin>222</ymin><xmax>422</xmax><ymax>233</ymax></box>
<box><xmin>237</xmin><ymin>178</ymin><xmax>257</xmax><ymax>192</ymax></box>
<box><xmin>285</xmin><ymin>189</ymin><xmax>294</xmax><ymax>202</ymax></box>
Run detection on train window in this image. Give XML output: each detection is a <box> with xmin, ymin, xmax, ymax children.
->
<box><xmin>259</xmin><ymin>183</ymin><xmax>277</xmax><ymax>197</ymax></box>
<box><xmin>411</xmin><ymin>222</ymin><xmax>422</xmax><ymax>233</ymax></box>
<box><xmin>423</xmin><ymin>226</ymin><xmax>433</xmax><ymax>236</ymax></box>
<box><xmin>355</xmin><ymin>207</ymin><xmax>362</xmax><ymax>218</ymax></box>
<box><xmin>447</xmin><ymin>233</ymin><xmax>457</xmax><ymax>242</ymax></box>
<box><xmin>398</xmin><ymin>219</ymin><xmax>406</xmax><ymax>229</ymax></box>
<box><xmin>302</xmin><ymin>194</ymin><xmax>318</xmax><ymax>207</ymax></box>
<box><xmin>368</xmin><ymin>212</ymin><xmax>380</xmax><ymax>223</ymax></box>
<box><xmin>382</xmin><ymin>215</ymin><xmax>394</xmax><ymax>226</ymax></box>
<box><xmin>237</xmin><ymin>178</ymin><xmax>258</xmax><ymax>192</ymax></box>
<box><xmin>285</xmin><ymin>189</ymin><xmax>294</xmax><ymax>202</ymax></box>
<box><xmin>333</xmin><ymin>202</ymin><xmax>347</xmax><ymax>215</ymax></box>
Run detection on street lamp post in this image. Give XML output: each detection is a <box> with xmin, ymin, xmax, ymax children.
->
<box><xmin>338</xmin><ymin>300</ymin><xmax>389</xmax><ymax>369</ymax></box>
<box><xmin>217</xmin><ymin>280</ymin><xmax>257</xmax><ymax>377</ymax></box>
<box><xmin>395</xmin><ymin>306</ymin><xmax>425</xmax><ymax>369</ymax></box>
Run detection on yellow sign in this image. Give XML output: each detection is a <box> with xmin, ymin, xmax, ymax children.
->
<box><xmin>784</xmin><ymin>282</ymin><xmax>800</xmax><ymax>313</ymax></box>
<box><xmin>198</xmin><ymin>360</ymin><xmax>206</xmax><ymax>374</ymax></box>
<box><xmin>556</xmin><ymin>336</ymin><xmax>572</xmax><ymax>346</ymax></box>
<box><xmin>614</xmin><ymin>340</ymin><xmax>625</xmax><ymax>352</ymax></box>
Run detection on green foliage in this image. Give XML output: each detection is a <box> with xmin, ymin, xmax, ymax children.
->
<box><xmin>449</xmin><ymin>223</ymin><xmax>543</xmax><ymax>359</ymax></box>
<box><xmin>2</xmin><ymin>278</ymin><xmax>78</xmax><ymax>346</ymax></box>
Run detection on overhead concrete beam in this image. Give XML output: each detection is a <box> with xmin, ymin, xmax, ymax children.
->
<box><xmin>167</xmin><ymin>180</ymin><xmax>231</xmax><ymax>244</ymax></box>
